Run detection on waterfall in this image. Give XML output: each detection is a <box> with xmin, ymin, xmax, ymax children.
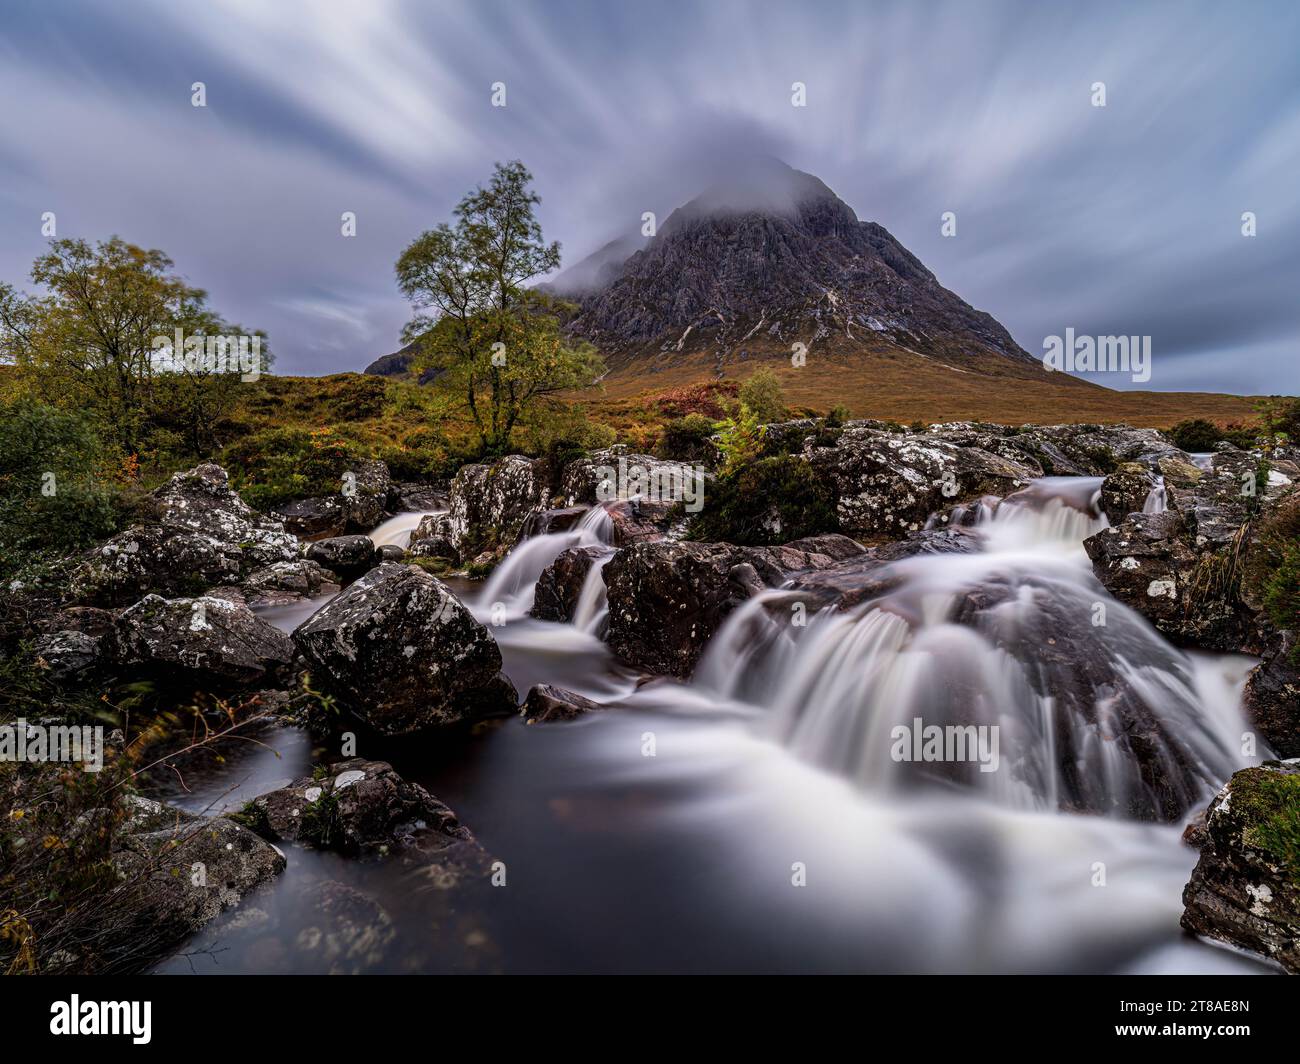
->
<box><xmin>1142</xmin><ymin>476</ymin><xmax>1167</xmax><ymax>514</ymax></box>
<box><xmin>695</xmin><ymin>476</ymin><xmax>1258</xmax><ymax>819</ymax></box>
<box><xmin>473</xmin><ymin>506</ymin><xmax>614</xmax><ymax>622</ymax></box>
<box><xmin>369</xmin><ymin>509</ymin><xmax>444</xmax><ymax>549</ymax></box>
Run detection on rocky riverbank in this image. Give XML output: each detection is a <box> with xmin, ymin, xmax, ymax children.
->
<box><xmin>4</xmin><ymin>418</ymin><xmax>1298</xmax><ymax>973</ymax></box>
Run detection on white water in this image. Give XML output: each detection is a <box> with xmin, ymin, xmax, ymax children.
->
<box><xmin>216</xmin><ymin>479</ymin><xmax>1269</xmax><ymax>973</ymax></box>
<box><xmin>1143</xmin><ymin>476</ymin><xmax>1167</xmax><ymax>514</ymax></box>
<box><xmin>474</xmin><ymin>506</ymin><xmax>614</xmax><ymax>623</ymax></box>
<box><xmin>370</xmin><ymin>509</ymin><xmax>443</xmax><ymax>549</ymax></box>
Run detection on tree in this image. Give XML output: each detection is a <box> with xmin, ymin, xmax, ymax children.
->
<box><xmin>395</xmin><ymin>161</ymin><xmax>603</xmax><ymax>454</ymax></box>
<box><xmin>738</xmin><ymin>367</ymin><xmax>787</xmax><ymax>424</ymax></box>
<box><xmin>0</xmin><ymin>237</ymin><xmax>267</xmax><ymax>457</ymax></box>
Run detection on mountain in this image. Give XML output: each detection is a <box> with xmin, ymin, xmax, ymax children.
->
<box><xmin>565</xmin><ymin>158</ymin><xmax>1032</xmax><ymax>371</ymax></box>
<box><xmin>544</xmin><ymin>233</ymin><xmax>646</xmax><ymax>297</ymax></box>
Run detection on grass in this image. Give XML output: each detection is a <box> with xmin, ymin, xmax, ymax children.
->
<box><xmin>1231</xmin><ymin>767</ymin><xmax>1300</xmax><ymax>888</ymax></box>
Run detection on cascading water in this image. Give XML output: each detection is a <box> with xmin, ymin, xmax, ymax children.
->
<box><xmin>696</xmin><ymin>478</ymin><xmax>1256</xmax><ymax>820</ymax></box>
<box><xmin>473</xmin><ymin>506</ymin><xmax>614</xmax><ymax>623</ymax></box>
<box><xmin>1143</xmin><ymin>476</ymin><xmax>1167</xmax><ymax>514</ymax></box>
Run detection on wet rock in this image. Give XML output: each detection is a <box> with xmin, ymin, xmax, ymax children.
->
<box><xmin>246</xmin><ymin>758</ymin><xmax>474</xmax><ymax>858</ymax></box>
<box><xmin>1098</xmin><ymin>463</ymin><xmax>1160</xmax><ymax>521</ymax></box>
<box><xmin>1181</xmin><ymin>761</ymin><xmax>1300</xmax><ymax>973</ymax></box>
<box><xmin>272</xmin><ymin>496</ymin><xmax>346</xmax><ymax>540</ymax></box>
<box><xmin>1243</xmin><ymin>640</ymin><xmax>1300</xmax><ymax>759</ymax></box>
<box><xmin>603</xmin><ymin>538</ymin><xmax>861</xmax><ymax>677</ymax></box>
<box><xmin>517</xmin><ymin>506</ymin><xmax>589</xmax><ymax>541</ymax></box>
<box><xmin>532</xmin><ymin>546</ymin><xmax>609</xmax><ymax>623</ymax></box>
<box><xmin>292</xmin><ymin>880</ymin><xmax>395</xmax><ymax>974</ymax></box>
<box><xmin>70</xmin><ymin>464</ymin><xmax>297</xmax><ymax>605</ymax></box>
<box><xmin>241</xmin><ymin>559</ymin><xmax>341</xmax><ymax>607</ymax></box>
<box><xmin>113</xmin><ymin>593</ymin><xmax>295</xmax><ymax>686</ymax></box>
<box><xmin>522</xmin><ymin>684</ymin><xmax>602</xmax><ymax>723</ymax></box>
<box><xmin>804</xmin><ymin>424</ymin><xmax>1039</xmax><ymax>537</ymax></box>
<box><xmin>111</xmin><ymin>795</ymin><xmax>285</xmax><ymax>963</ymax></box>
<box><xmin>291</xmin><ymin>563</ymin><xmax>516</xmax><ymax>734</ymax></box>
<box><xmin>394</xmin><ymin>482</ymin><xmax>447</xmax><ymax>512</ymax></box>
<box><xmin>376</xmin><ymin>543</ymin><xmax>407</xmax><ymax>563</ymax></box>
<box><xmin>441</xmin><ymin>455</ymin><xmax>550</xmax><ymax>558</ymax></box>
<box><xmin>340</xmin><ymin>458</ymin><xmax>393</xmax><ymax>531</ymax></box>
<box><xmin>305</xmin><ymin>535</ymin><xmax>378</xmax><ymax>579</ymax></box>
<box><xmin>605</xmin><ymin>499</ymin><xmax>681</xmax><ymax>545</ymax></box>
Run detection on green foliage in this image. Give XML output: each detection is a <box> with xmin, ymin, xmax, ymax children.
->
<box><xmin>1167</xmin><ymin>418</ymin><xmax>1257</xmax><ymax>452</ymax></box>
<box><xmin>824</xmin><ymin>404</ymin><xmax>851</xmax><ymax>428</ymax></box>
<box><xmin>0</xmin><ymin>237</ymin><xmax>269</xmax><ymax>457</ymax></box>
<box><xmin>656</xmin><ymin>413</ymin><xmax>718</xmax><ymax>463</ymax></box>
<box><xmin>0</xmin><ymin>399</ymin><xmax>127</xmax><ymax>577</ymax></box>
<box><xmin>395</xmin><ymin>161</ymin><xmax>603</xmax><ymax>454</ymax></box>
<box><xmin>220</xmin><ymin>425</ymin><xmax>368</xmax><ymax>510</ymax></box>
<box><xmin>738</xmin><ymin>367</ymin><xmax>787</xmax><ymax>424</ymax></box>
<box><xmin>688</xmin><ymin>454</ymin><xmax>838</xmax><ymax>546</ymax></box>
<box><xmin>714</xmin><ymin>405</ymin><xmax>766</xmax><ymax>477</ymax></box>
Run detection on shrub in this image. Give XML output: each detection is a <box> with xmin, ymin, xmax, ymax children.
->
<box><xmin>825</xmin><ymin>404</ymin><xmax>852</xmax><ymax>428</ymax></box>
<box><xmin>0</xmin><ymin>399</ymin><xmax>126</xmax><ymax>577</ymax></box>
<box><xmin>653</xmin><ymin>381</ymin><xmax>739</xmax><ymax>420</ymax></box>
<box><xmin>220</xmin><ymin>425</ymin><xmax>369</xmax><ymax>510</ymax></box>
<box><xmin>738</xmin><ymin>367</ymin><xmax>787</xmax><ymax>424</ymax></box>
<box><xmin>688</xmin><ymin>454</ymin><xmax>838</xmax><ymax>546</ymax></box>
<box><xmin>1166</xmin><ymin>418</ymin><xmax>1257</xmax><ymax>452</ymax></box>
<box><xmin>656</xmin><ymin>414</ymin><xmax>718</xmax><ymax>463</ymax></box>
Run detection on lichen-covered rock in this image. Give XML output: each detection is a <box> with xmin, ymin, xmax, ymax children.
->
<box><xmin>1181</xmin><ymin>761</ymin><xmax>1300</xmax><ymax>973</ymax></box>
<box><xmin>291</xmin><ymin>563</ymin><xmax>516</xmax><ymax>734</ymax></box>
<box><xmin>305</xmin><ymin>535</ymin><xmax>377</xmax><ymax>579</ymax></box>
<box><xmin>560</xmin><ymin>450</ymin><xmax>710</xmax><ymax>509</ymax></box>
<box><xmin>521</xmin><ymin>684</ymin><xmax>602</xmax><ymax>723</ymax></box>
<box><xmin>804</xmin><ymin>424</ymin><xmax>1039</xmax><ymax>537</ymax></box>
<box><xmin>113</xmin><ymin>593</ymin><xmax>295</xmax><ymax>685</ymax></box>
<box><xmin>441</xmin><ymin>455</ymin><xmax>550</xmax><ymax>558</ymax></box>
<box><xmin>1243</xmin><ymin>641</ymin><xmax>1300</xmax><ymax>759</ymax></box>
<box><xmin>70</xmin><ymin>464</ymin><xmax>297</xmax><ymax>605</ymax></box>
<box><xmin>516</xmin><ymin>505</ymin><xmax>589</xmax><ymax>541</ymax></box>
<box><xmin>272</xmin><ymin>496</ymin><xmax>346</xmax><ymax>540</ymax></box>
<box><xmin>603</xmin><ymin>538</ymin><xmax>865</xmax><ymax>677</ymax></box>
<box><xmin>33</xmin><ymin>629</ymin><xmax>104</xmax><ymax>681</ymax></box>
<box><xmin>1098</xmin><ymin>462</ymin><xmax>1160</xmax><ymax>521</ymax></box>
<box><xmin>244</xmin><ymin>758</ymin><xmax>475</xmax><ymax>859</ymax></box>
<box><xmin>111</xmin><ymin>795</ymin><xmax>286</xmax><ymax>959</ymax></box>
<box><xmin>240</xmin><ymin>558</ymin><xmax>341</xmax><ymax>606</ymax></box>
<box><xmin>376</xmin><ymin>543</ymin><xmax>406</xmax><ymax>563</ymax></box>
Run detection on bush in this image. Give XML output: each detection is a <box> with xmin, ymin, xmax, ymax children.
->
<box><xmin>653</xmin><ymin>381</ymin><xmax>739</xmax><ymax>420</ymax></box>
<box><xmin>220</xmin><ymin>425</ymin><xmax>370</xmax><ymax>510</ymax></box>
<box><xmin>0</xmin><ymin>400</ymin><xmax>126</xmax><ymax>577</ymax></box>
<box><xmin>688</xmin><ymin>454</ymin><xmax>838</xmax><ymax>546</ymax></box>
<box><xmin>656</xmin><ymin>414</ymin><xmax>718</xmax><ymax>463</ymax></box>
<box><xmin>1167</xmin><ymin>418</ymin><xmax>1257</xmax><ymax>452</ymax></box>
<box><xmin>738</xmin><ymin>367</ymin><xmax>787</xmax><ymax>424</ymax></box>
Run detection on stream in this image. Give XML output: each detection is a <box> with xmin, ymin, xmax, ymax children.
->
<box><xmin>154</xmin><ymin>481</ymin><xmax>1273</xmax><ymax>974</ymax></box>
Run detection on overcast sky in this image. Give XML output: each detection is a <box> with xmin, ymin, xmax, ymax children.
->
<box><xmin>1</xmin><ymin>0</ymin><xmax>1297</xmax><ymax>393</ymax></box>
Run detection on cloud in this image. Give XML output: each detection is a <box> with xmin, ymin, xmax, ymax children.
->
<box><xmin>0</xmin><ymin>0</ymin><xmax>1296</xmax><ymax>393</ymax></box>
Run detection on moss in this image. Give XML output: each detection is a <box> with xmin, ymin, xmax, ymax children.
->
<box><xmin>297</xmin><ymin>788</ymin><xmax>343</xmax><ymax>849</ymax></box>
<box><xmin>1231</xmin><ymin>768</ymin><xmax>1300</xmax><ymax>887</ymax></box>
<box><xmin>228</xmin><ymin>799</ymin><xmax>272</xmax><ymax>836</ymax></box>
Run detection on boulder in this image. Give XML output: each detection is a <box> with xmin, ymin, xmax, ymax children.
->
<box><xmin>521</xmin><ymin>683</ymin><xmax>602</xmax><ymax>723</ymax></box>
<box><xmin>394</xmin><ymin>482</ymin><xmax>447</xmax><ymax>512</ymax></box>
<box><xmin>516</xmin><ymin>505</ymin><xmax>589</xmax><ymax>541</ymax></box>
<box><xmin>1098</xmin><ymin>462</ymin><xmax>1160</xmax><ymax>521</ymax></box>
<box><xmin>305</xmin><ymin>535</ymin><xmax>378</xmax><ymax>579</ymax></box>
<box><xmin>111</xmin><ymin>795</ymin><xmax>286</xmax><ymax>964</ymax></box>
<box><xmin>291</xmin><ymin>563</ymin><xmax>516</xmax><ymax>734</ymax></box>
<box><xmin>441</xmin><ymin>455</ymin><xmax>550</xmax><ymax>558</ymax></box>
<box><xmin>272</xmin><ymin>496</ymin><xmax>346</xmax><ymax>540</ymax></box>
<box><xmin>113</xmin><ymin>593</ymin><xmax>295</xmax><ymax>686</ymax></box>
<box><xmin>532</xmin><ymin>546</ymin><xmax>610</xmax><ymax>623</ymax></box>
<box><xmin>33</xmin><ymin>630</ymin><xmax>104</xmax><ymax>682</ymax></box>
<box><xmin>1181</xmin><ymin>761</ymin><xmax>1300</xmax><ymax>973</ymax></box>
<box><xmin>560</xmin><ymin>449</ymin><xmax>710</xmax><ymax>509</ymax></box>
<box><xmin>605</xmin><ymin>499</ymin><xmax>681</xmax><ymax>545</ymax></box>
<box><xmin>70</xmin><ymin>464</ymin><xmax>297</xmax><ymax>605</ymax></box>
<box><xmin>1243</xmin><ymin>641</ymin><xmax>1300</xmax><ymax>759</ymax></box>
<box><xmin>340</xmin><ymin>458</ymin><xmax>393</xmax><ymax>531</ymax></box>
<box><xmin>603</xmin><ymin>538</ymin><xmax>866</xmax><ymax>677</ymax></box>
<box><xmin>376</xmin><ymin>544</ymin><xmax>407</xmax><ymax>563</ymax></box>
<box><xmin>240</xmin><ymin>559</ymin><xmax>341</xmax><ymax>607</ymax></box>
<box><xmin>243</xmin><ymin>758</ymin><xmax>475</xmax><ymax>859</ymax></box>
<box><xmin>804</xmin><ymin>424</ymin><xmax>1039</xmax><ymax>537</ymax></box>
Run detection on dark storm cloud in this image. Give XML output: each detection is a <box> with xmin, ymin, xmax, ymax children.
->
<box><xmin>0</xmin><ymin>0</ymin><xmax>1296</xmax><ymax>392</ymax></box>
